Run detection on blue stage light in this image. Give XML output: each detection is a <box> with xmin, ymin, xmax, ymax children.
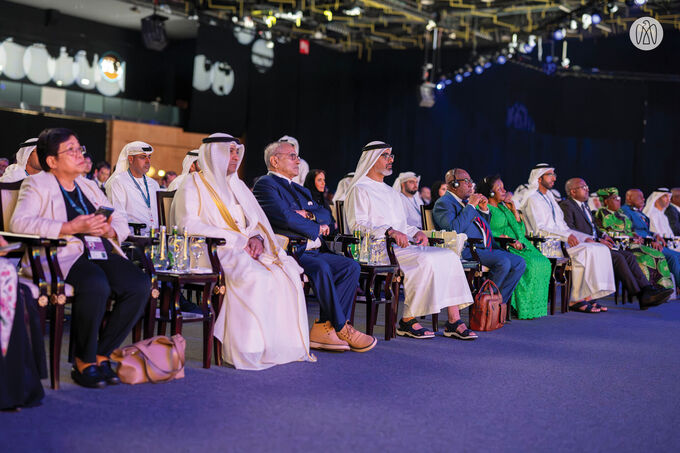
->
<box><xmin>455</xmin><ymin>74</ymin><xmax>463</xmax><ymax>82</ymax></box>
<box><xmin>553</xmin><ymin>29</ymin><xmax>564</xmax><ymax>40</ymax></box>
<box><xmin>474</xmin><ymin>65</ymin><xmax>483</xmax><ymax>74</ymax></box>
<box><xmin>497</xmin><ymin>55</ymin><xmax>506</xmax><ymax>64</ymax></box>
<box><xmin>592</xmin><ymin>13</ymin><xmax>601</xmax><ymax>24</ymax></box>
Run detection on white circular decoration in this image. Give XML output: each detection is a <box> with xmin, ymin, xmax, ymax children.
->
<box><xmin>210</xmin><ymin>61</ymin><xmax>234</xmax><ymax>96</ymax></box>
<box><xmin>233</xmin><ymin>26</ymin><xmax>256</xmax><ymax>45</ymax></box>
<box><xmin>629</xmin><ymin>17</ymin><xmax>663</xmax><ymax>51</ymax></box>
<box><xmin>251</xmin><ymin>39</ymin><xmax>274</xmax><ymax>74</ymax></box>
<box><xmin>98</xmin><ymin>52</ymin><xmax>124</xmax><ymax>82</ymax></box>
<box><xmin>192</xmin><ymin>54</ymin><xmax>212</xmax><ymax>91</ymax></box>
<box><xmin>23</xmin><ymin>43</ymin><xmax>54</xmax><ymax>85</ymax></box>
<box><xmin>52</xmin><ymin>46</ymin><xmax>76</xmax><ymax>86</ymax></box>
<box><xmin>74</xmin><ymin>50</ymin><xmax>96</xmax><ymax>90</ymax></box>
<box><xmin>1</xmin><ymin>38</ymin><xmax>26</xmax><ymax>80</ymax></box>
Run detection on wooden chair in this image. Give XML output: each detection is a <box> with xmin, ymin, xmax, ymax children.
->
<box><xmin>155</xmin><ymin>189</ymin><xmax>225</xmax><ymax>367</ymax></box>
<box><xmin>1</xmin><ymin>180</ymin><xmax>162</xmax><ymax>389</ymax></box>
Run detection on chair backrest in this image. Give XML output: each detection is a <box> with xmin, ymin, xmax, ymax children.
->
<box><xmin>156</xmin><ymin>190</ymin><xmax>176</xmax><ymax>228</ymax></box>
<box><xmin>421</xmin><ymin>205</ymin><xmax>434</xmax><ymax>230</ymax></box>
<box><xmin>0</xmin><ymin>180</ymin><xmax>24</xmax><ymax>231</ymax></box>
<box><xmin>335</xmin><ymin>200</ymin><xmax>346</xmax><ymax>235</ymax></box>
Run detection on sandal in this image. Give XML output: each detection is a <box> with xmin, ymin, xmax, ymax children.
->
<box><xmin>569</xmin><ymin>301</ymin><xmax>600</xmax><ymax>313</ymax></box>
<box><xmin>396</xmin><ymin>318</ymin><xmax>435</xmax><ymax>339</ymax></box>
<box><xmin>443</xmin><ymin>320</ymin><xmax>478</xmax><ymax>340</ymax></box>
<box><xmin>591</xmin><ymin>302</ymin><xmax>608</xmax><ymax>312</ymax></box>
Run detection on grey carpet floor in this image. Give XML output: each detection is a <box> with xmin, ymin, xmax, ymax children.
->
<box><xmin>2</xmin><ymin>297</ymin><xmax>680</xmax><ymax>453</ymax></box>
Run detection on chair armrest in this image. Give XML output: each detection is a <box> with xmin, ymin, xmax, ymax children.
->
<box><xmin>465</xmin><ymin>238</ymin><xmax>483</xmax><ymax>262</ymax></box>
<box><xmin>427</xmin><ymin>237</ymin><xmax>445</xmax><ymax>246</ymax></box>
<box><xmin>324</xmin><ymin>234</ymin><xmax>359</xmax><ymax>257</ymax></box>
<box><xmin>495</xmin><ymin>237</ymin><xmax>515</xmax><ymax>251</ymax></box>
<box><xmin>128</xmin><ymin>223</ymin><xmax>147</xmax><ymax>236</ymax></box>
<box><xmin>525</xmin><ymin>235</ymin><xmax>546</xmax><ymax>248</ymax></box>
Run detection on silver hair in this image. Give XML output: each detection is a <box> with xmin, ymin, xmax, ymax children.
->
<box><xmin>264</xmin><ymin>141</ymin><xmax>292</xmax><ymax>170</ymax></box>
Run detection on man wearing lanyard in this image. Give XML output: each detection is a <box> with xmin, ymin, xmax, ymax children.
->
<box><xmin>106</xmin><ymin>141</ymin><xmax>160</xmax><ymax>236</ymax></box>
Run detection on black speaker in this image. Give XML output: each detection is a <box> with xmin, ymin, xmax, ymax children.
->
<box><xmin>141</xmin><ymin>14</ymin><xmax>168</xmax><ymax>51</ymax></box>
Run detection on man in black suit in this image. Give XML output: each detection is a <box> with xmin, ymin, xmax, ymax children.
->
<box><xmin>560</xmin><ymin>178</ymin><xmax>671</xmax><ymax>309</ymax></box>
<box><xmin>666</xmin><ymin>188</ymin><xmax>680</xmax><ymax>236</ymax></box>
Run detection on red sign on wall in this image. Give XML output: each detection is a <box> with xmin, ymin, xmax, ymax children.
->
<box><xmin>299</xmin><ymin>39</ymin><xmax>310</xmax><ymax>55</ymax></box>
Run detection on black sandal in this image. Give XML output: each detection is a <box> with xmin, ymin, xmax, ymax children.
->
<box><xmin>591</xmin><ymin>302</ymin><xmax>608</xmax><ymax>312</ymax></box>
<box><xmin>443</xmin><ymin>320</ymin><xmax>478</xmax><ymax>340</ymax></box>
<box><xmin>569</xmin><ymin>301</ymin><xmax>600</xmax><ymax>313</ymax></box>
<box><xmin>396</xmin><ymin>318</ymin><xmax>435</xmax><ymax>339</ymax></box>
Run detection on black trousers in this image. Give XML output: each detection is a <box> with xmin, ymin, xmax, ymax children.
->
<box><xmin>65</xmin><ymin>253</ymin><xmax>150</xmax><ymax>363</ymax></box>
<box><xmin>611</xmin><ymin>248</ymin><xmax>649</xmax><ymax>295</ymax></box>
<box><xmin>299</xmin><ymin>249</ymin><xmax>360</xmax><ymax>331</ymax></box>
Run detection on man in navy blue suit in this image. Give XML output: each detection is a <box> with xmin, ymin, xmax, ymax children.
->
<box><xmin>253</xmin><ymin>140</ymin><xmax>376</xmax><ymax>353</ymax></box>
<box><xmin>433</xmin><ymin>168</ymin><xmax>526</xmax><ymax>309</ymax></box>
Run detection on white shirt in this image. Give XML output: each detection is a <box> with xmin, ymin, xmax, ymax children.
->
<box><xmin>648</xmin><ymin>206</ymin><xmax>674</xmax><ymax>237</ymax></box>
<box><xmin>107</xmin><ymin>171</ymin><xmax>160</xmax><ymax>235</ymax></box>
<box><xmin>268</xmin><ymin>171</ymin><xmax>321</xmax><ymax>250</ymax></box>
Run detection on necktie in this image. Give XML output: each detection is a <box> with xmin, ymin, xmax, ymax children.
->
<box><xmin>581</xmin><ymin>202</ymin><xmax>597</xmax><ymax>238</ymax></box>
<box><xmin>473</xmin><ymin>216</ymin><xmax>491</xmax><ymax>248</ymax></box>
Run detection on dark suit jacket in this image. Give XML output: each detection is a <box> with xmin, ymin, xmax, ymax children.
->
<box><xmin>432</xmin><ymin>192</ymin><xmax>496</xmax><ymax>250</ymax></box>
<box><xmin>253</xmin><ymin>174</ymin><xmax>332</xmax><ymax>241</ymax></box>
<box><xmin>666</xmin><ymin>204</ymin><xmax>680</xmax><ymax>236</ymax></box>
<box><xmin>559</xmin><ymin>198</ymin><xmax>602</xmax><ymax>239</ymax></box>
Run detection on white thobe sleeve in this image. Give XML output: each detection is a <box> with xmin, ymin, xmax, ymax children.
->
<box><xmin>172</xmin><ymin>175</ymin><xmax>248</xmax><ymax>251</ymax></box>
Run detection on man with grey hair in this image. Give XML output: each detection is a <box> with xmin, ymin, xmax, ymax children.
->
<box><xmin>278</xmin><ymin>135</ymin><xmax>309</xmax><ymax>185</ymax></box>
<box><xmin>254</xmin><ymin>140</ymin><xmax>375</xmax><ymax>353</ymax></box>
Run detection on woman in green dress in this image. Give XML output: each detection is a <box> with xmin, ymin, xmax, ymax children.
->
<box><xmin>477</xmin><ymin>175</ymin><xmax>551</xmax><ymax>319</ymax></box>
<box><xmin>594</xmin><ymin>187</ymin><xmax>673</xmax><ymax>289</ymax></box>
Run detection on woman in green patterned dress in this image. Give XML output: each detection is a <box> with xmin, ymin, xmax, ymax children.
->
<box><xmin>594</xmin><ymin>187</ymin><xmax>673</xmax><ymax>289</ymax></box>
<box><xmin>477</xmin><ymin>175</ymin><xmax>551</xmax><ymax>319</ymax></box>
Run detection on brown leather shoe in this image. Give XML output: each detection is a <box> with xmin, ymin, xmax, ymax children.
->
<box><xmin>336</xmin><ymin>322</ymin><xmax>377</xmax><ymax>353</ymax></box>
<box><xmin>310</xmin><ymin>320</ymin><xmax>350</xmax><ymax>351</ymax></box>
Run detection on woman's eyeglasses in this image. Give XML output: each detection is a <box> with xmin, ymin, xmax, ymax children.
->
<box><xmin>58</xmin><ymin>145</ymin><xmax>86</xmax><ymax>158</ymax></box>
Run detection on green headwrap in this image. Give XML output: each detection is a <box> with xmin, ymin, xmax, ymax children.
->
<box><xmin>596</xmin><ymin>187</ymin><xmax>619</xmax><ymax>201</ymax></box>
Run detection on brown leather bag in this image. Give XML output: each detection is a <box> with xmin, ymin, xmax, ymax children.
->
<box><xmin>469</xmin><ymin>279</ymin><xmax>506</xmax><ymax>331</ymax></box>
<box><xmin>110</xmin><ymin>334</ymin><xmax>186</xmax><ymax>384</ymax></box>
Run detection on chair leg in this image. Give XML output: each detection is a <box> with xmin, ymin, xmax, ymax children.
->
<box><xmin>548</xmin><ymin>279</ymin><xmax>556</xmax><ymax>315</ymax></box>
<box><xmin>431</xmin><ymin>313</ymin><xmax>438</xmax><ymax>332</ymax></box>
<box><xmin>157</xmin><ymin>283</ymin><xmax>170</xmax><ymax>336</ymax></box>
<box><xmin>144</xmin><ymin>293</ymin><xmax>157</xmax><ymax>340</ymax></box>
<box><xmin>170</xmin><ymin>285</ymin><xmax>183</xmax><ymax>336</ymax></box>
<box><xmin>201</xmin><ymin>286</ymin><xmax>214</xmax><ymax>369</ymax></box>
<box><xmin>365</xmin><ymin>302</ymin><xmax>374</xmax><ymax>336</ymax></box>
<box><xmin>50</xmin><ymin>304</ymin><xmax>64</xmax><ymax>390</ymax></box>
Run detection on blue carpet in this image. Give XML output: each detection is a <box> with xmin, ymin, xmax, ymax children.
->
<box><xmin>2</xmin><ymin>297</ymin><xmax>680</xmax><ymax>452</ymax></box>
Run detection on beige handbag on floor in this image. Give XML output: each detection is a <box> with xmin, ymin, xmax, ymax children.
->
<box><xmin>111</xmin><ymin>334</ymin><xmax>186</xmax><ymax>384</ymax></box>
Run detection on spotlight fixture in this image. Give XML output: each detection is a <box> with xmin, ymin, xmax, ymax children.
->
<box><xmin>426</xmin><ymin>20</ymin><xmax>437</xmax><ymax>31</ymax></box>
<box><xmin>582</xmin><ymin>14</ymin><xmax>592</xmax><ymax>29</ymax></box>
<box><xmin>496</xmin><ymin>55</ymin><xmax>507</xmax><ymax>64</ymax></box>
<box><xmin>323</xmin><ymin>10</ymin><xmax>333</xmax><ymax>21</ymax></box>
<box><xmin>553</xmin><ymin>29</ymin><xmax>565</xmax><ymax>40</ymax></box>
<box><xmin>570</xmin><ymin>19</ymin><xmax>578</xmax><ymax>30</ymax></box>
<box><xmin>484</xmin><ymin>61</ymin><xmax>492</xmax><ymax>69</ymax></box>
<box><xmin>474</xmin><ymin>64</ymin><xmax>483</xmax><ymax>74</ymax></box>
<box><xmin>463</xmin><ymin>65</ymin><xmax>472</xmax><ymax>77</ymax></box>
<box><xmin>634</xmin><ymin>0</ymin><xmax>647</xmax><ymax>5</ymax></box>
<box><xmin>592</xmin><ymin>13</ymin><xmax>602</xmax><ymax>24</ymax></box>
<box><xmin>454</xmin><ymin>73</ymin><xmax>464</xmax><ymax>82</ymax></box>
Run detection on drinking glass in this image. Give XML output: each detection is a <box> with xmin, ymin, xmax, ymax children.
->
<box><xmin>190</xmin><ymin>236</ymin><xmax>206</xmax><ymax>271</ymax></box>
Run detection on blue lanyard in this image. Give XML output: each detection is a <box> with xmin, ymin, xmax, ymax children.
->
<box><xmin>537</xmin><ymin>190</ymin><xmax>555</xmax><ymax>221</ymax></box>
<box><xmin>59</xmin><ymin>182</ymin><xmax>89</xmax><ymax>216</ymax></box>
<box><xmin>127</xmin><ymin>169</ymin><xmax>151</xmax><ymax>208</ymax></box>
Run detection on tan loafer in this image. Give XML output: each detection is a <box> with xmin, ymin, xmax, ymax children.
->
<box><xmin>336</xmin><ymin>322</ymin><xmax>377</xmax><ymax>353</ymax></box>
<box><xmin>310</xmin><ymin>320</ymin><xmax>350</xmax><ymax>351</ymax></box>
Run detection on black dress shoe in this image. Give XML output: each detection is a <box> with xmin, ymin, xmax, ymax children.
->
<box><xmin>639</xmin><ymin>286</ymin><xmax>671</xmax><ymax>310</ymax></box>
<box><xmin>98</xmin><ymin>361</ymin><xmax>121</xmax><ymax>385</ymax></box>
<box><xmin>71</xmin><ymin>365</ymin><xmax>107</xmax><ymax>389</ymax></box>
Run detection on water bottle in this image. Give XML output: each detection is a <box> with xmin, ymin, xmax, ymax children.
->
<box><xmin>167</xmin><ymin>225</ymin><xmax>179</xmax><ymax>270</ymax></box>
<box><xmin>155</xmin><ymin>226</ymin><xmax>170</xmax><ymax>270</ymax></box>
<box><xmin>176</xmin><ymin>227</ymin><xmax>190</xmax><ymax>272</ymax></box>
<box><xmin>359</xmin><ymin>229</ymin><xmax>369</xmax><ymax>263</ymax></box>
<box><xmin>351</xmin><ymin>230</ymin><xmax>360</xmax><ymax>261</ymax></box>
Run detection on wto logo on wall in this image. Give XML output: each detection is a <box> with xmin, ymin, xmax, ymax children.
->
<box><xmin>506</xmin><ymin>102</ymin><xmax>535</xmax><ymax>132</ymax></box>
<box><xmin>630</xmin><ymin>17</ymin><xmax>663</xmax><ymax>51</ymax></box>
<box><xmin>0</xmin><ymin>37</ymin><xmax>126</xmax><ymax>96</ymax></box>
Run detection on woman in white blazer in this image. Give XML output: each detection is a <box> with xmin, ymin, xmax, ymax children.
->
<box><xmin>10</xmin><ymin>128</ymin><xmax>150</xmax><ymax>389</ymax></box>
